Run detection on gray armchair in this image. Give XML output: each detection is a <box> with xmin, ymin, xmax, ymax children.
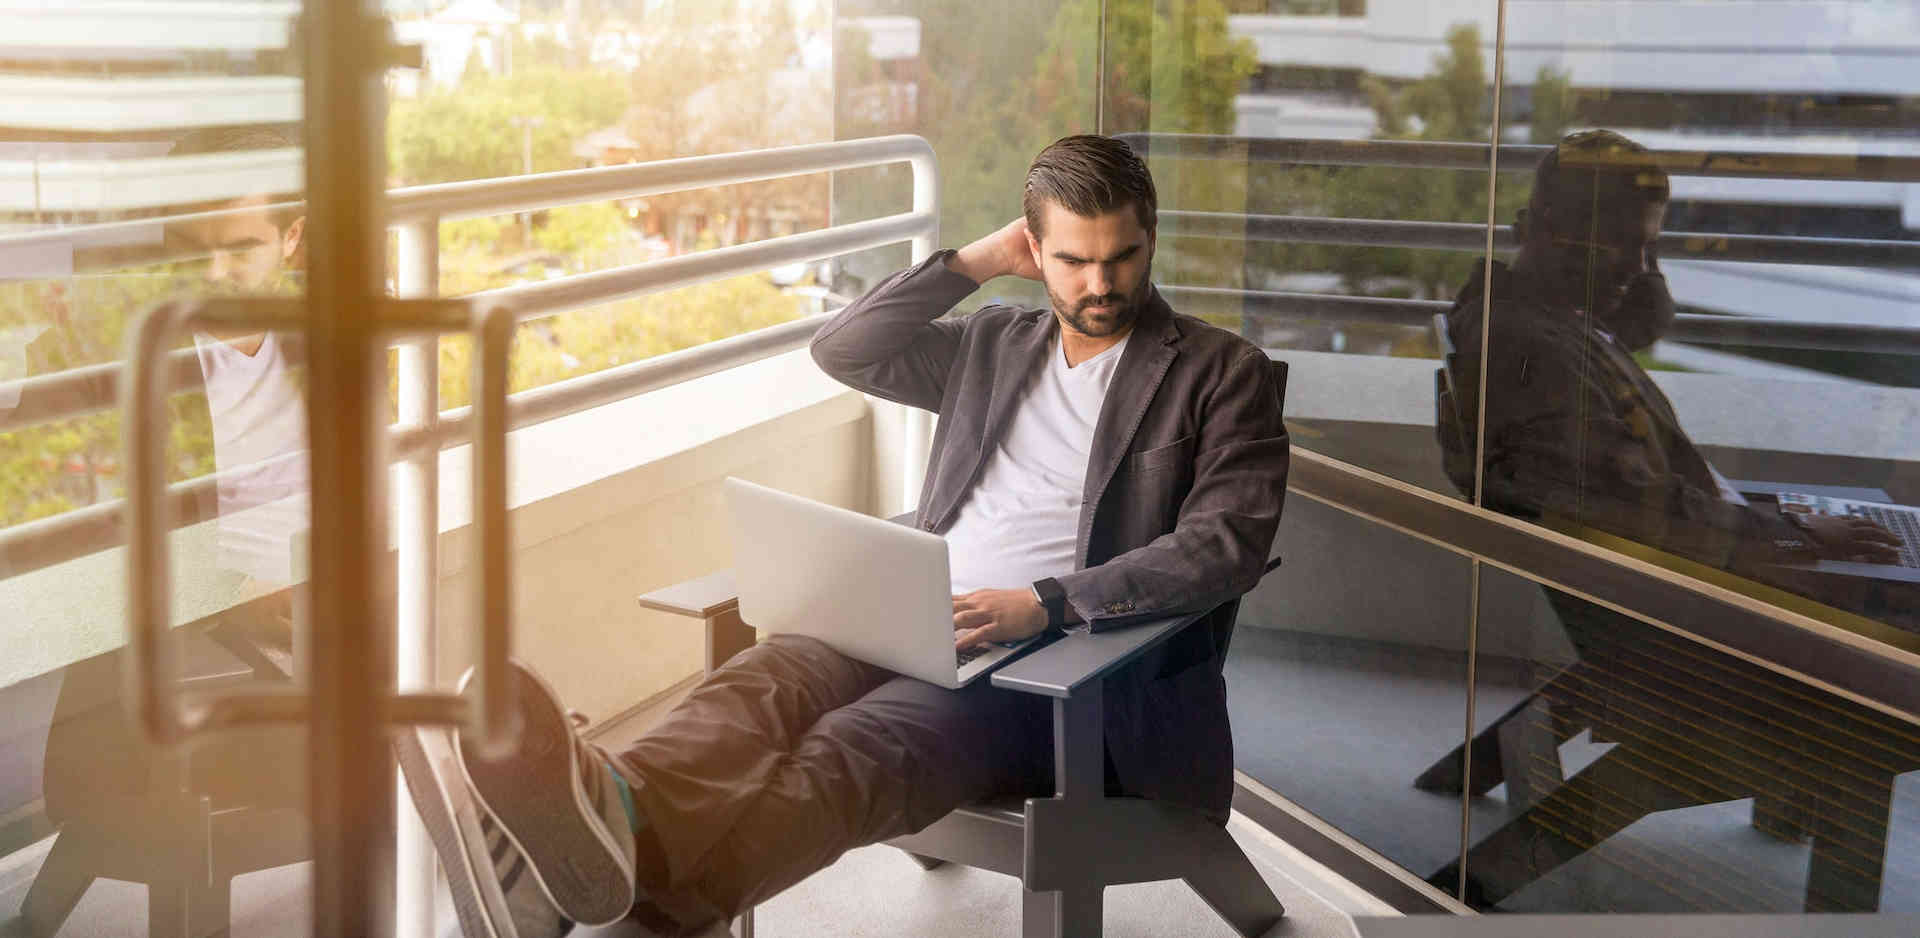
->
<box><xmin>636</xmin><ymin>582</ymin><xmax>1286</xmax><ymax>938</ymax></box>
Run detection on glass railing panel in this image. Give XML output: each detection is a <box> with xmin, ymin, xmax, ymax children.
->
<box><xmin>0</xmin><ymin>1</ymin><xmax>312</xmax><ymax>934</ymax></box>
<box><xmin>1462</xmin><ymin>575</ymin><xmax>1920</xmax><ymax>914</ymax></box>
<box><xmin>830</xmin><ymin>0</ymin><xmax>1099</xmax><ymax>312</ymax></box>
<box><xmin>1086</xmin><ymin>0</ymin><xmax>1504</xmax><ymax>498</ymax></box>
<box><xmin>1463</xmin><ymin>0</ymin><xmax>1920</xmax><ymax>705</ymax></box>
<box><xmin>1230</xmin><ymin>496</ymin><xmax>1473</xmax><ymax>898</ymax></box>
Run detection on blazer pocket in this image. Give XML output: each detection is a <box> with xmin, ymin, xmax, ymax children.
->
<box><xmin>1129</xmin><ymin>434</ymin><xmax>1194</xmax><ymax>474</ymax></box>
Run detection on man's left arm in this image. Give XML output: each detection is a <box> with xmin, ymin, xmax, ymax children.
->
<box><xmin>1057</xmin><ymin>346</ymin><xmax>1289</xmax><ymax>631</ymax></box>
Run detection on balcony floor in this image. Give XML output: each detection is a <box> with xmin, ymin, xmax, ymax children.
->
<box><xmin>0</xmin><ymin>811</ymin><xmax>1362</xmax><ymax>938</ymax></box>
<box><xmin>732</xmin><ymin>814</ymin><xmax>1363</xmax><ymax>938</ymax></box>
<box><xmin>0</xmin><ymin>675</ymin><xmax>1368</xmax><ymax>938</ymax></box>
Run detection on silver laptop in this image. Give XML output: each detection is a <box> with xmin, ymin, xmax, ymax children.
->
<box><xmin>1776</xmin><ymin>491</ymin><xmax>1920</xmax><ymax>569</ymax></box>
<box><xmin>724</xmin><ymin>477</ymin><xmax>1039</xmax><ymax>689</ymax></box>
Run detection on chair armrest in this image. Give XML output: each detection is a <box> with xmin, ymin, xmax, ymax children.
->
<box><xmin>637</xmin><ymin>570</ymin><xmax>754</xmax><ymax>673</ymax></box>
<box><xmin>636</xmin><ymin>570</ymin><xmax>739</xmax><ymax>619</ymax></box>
<box><xmin>990</xmin><ymin>610</ymin><xmax>1207</xmax><ymax>699</ymax></box>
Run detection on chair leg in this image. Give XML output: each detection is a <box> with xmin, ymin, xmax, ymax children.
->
<box><xmin>189</xmin><ymin>874</ymin><xmax>233</xmax><ymax>938</ymax></box>
<box><xmin>21</xmin><ymin>830</ymin><xmax>97</xmax><ymax>938</ymax></box>
<box><xmin>1495</xmin><ymin>696</ymin><xmax>1562</xmax><ymax>811</ymax></box>
<box><xmin>1181</xmin><ymin>826</ymin><xmax>1286</xmax><ymax>938</ymax></box>
<box><xmin>1022</xmin><ymin>886</ymin><xmax>1100</xmax><ymax>938</ymax></box>
<box><xmin>149</xmin><ymin>877</ymin><xmax>189</xmax><ymax>938</ymax></box>
<box><xmin>900</xmin><ymin>850</ymin><xmax>947</xmax><ymax>871</ymax></box>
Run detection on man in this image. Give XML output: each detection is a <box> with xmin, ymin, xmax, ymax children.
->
<box><xmin>36</xmin><ymin>128</ymin><xmax>313</xmax><ymax>935</ymax></box>
<box><xmin>426</xmin><ymin>135</ymin><xmax>1289</xmax><ymax>935</ymax></box>
<box><xmin>1425</xmin><ymin>129</ymin><xmax>1905</xmax><ymax>910</ymax></box>
<box><xmin>1437</xmin><ymin>129</ymin><xmax>1898</xmax><ymax>581</ymax></box>
<box><xmin>162</xmin><ymin>128</ymin><xmax>314</xmax><ymax>632</ymax></box>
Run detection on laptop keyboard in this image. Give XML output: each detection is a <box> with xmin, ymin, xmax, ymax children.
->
<box><xmin>1844</xmin><ymin>504</ymin><xmax>1920</xmax><ymax>568</ymax></box>
<box><xmin>956</xmin><ymin>644</ymin><xmax>991</xmax><ymax>668</ymax></box>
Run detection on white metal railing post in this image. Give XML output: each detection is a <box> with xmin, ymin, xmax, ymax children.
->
<box><xmin>901</xmin><ymin>148</ymin><xmax>941</xmax><ymax>513</ymax></box>
<box><xmin>393</xmin><ymin>219</ymin><xmax>441</xmax><ymax>938</ymax></box>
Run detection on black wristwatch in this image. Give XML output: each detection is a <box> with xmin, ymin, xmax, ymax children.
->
<box><xmin>1030</xmin><ymin>577</ymin><xmax>1068</xmax><ymax>628</ymax></box>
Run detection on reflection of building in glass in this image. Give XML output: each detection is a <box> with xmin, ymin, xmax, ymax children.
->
<box><xmin>0</xmin><ymin>0</ymin><xmax>301</xmax><ymax>228</ymax></box>
<box><xmin>1230</xmin><ymin>0</ymin><xmax>1919</xmax><ymax>367</ymax></box>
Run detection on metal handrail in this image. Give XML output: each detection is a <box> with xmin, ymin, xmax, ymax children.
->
<box><xmin>1160</xmin><ymin>210</ymin><xmax>1920</xmax><ymax>271</ymax></box>
<box><xmin>388</xmin><ymin>135</ymin><xmax>936</xmax><ymax>224</ymax></box>
<box><xmin>1125</xmin><ymin>132</ymin><xmax>1920</xmax><ymax>355</ymax></box>
<box><xmin>0</xmin><ymin>135</ymin><xmax>934</xmax><ymax>432</ymax></box>
<box><xmin>1117</xmin><ymin>132</ymin><xmax>1920</xmax><ymax>182</ymax></box>
<box><xmin>0</xmin><ymin>135</ymin><xmax>938</xmax><ymax>578</ymax></box>
<box><xmin>1164</xmin><ymin>286</ymin><xmax>1920</xmax><ymax>356</ymax></box>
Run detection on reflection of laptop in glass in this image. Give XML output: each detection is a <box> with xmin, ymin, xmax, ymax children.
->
<box><xmin>723</xmin><ymin>477</ymin><xmax>1041</xmax><ymax>689</ymax></box>
<box><xmin>1776</xmin><ymin>492</ymin><xmax>1920</xmax><ymax>569</ymax></box>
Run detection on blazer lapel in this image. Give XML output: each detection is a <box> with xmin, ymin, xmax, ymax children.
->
<box><xmin>1079</xmin><ymin>288</ymin><xmax>1180</xmax><ymax>565</ymax></box>
<box><xmin>924</xmin><ymin>310</ymin><xmax>1053</xmax><ymax>531</ymax></box>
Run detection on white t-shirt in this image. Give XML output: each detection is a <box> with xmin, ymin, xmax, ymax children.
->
<box><xmin>193</xmin><ymin>330</ymin><xmax>311</xmax><ymax>585</ymax></box>
<box><xmin>944</xmin><ymin>331</ymin><xmax>1131</xmax><ymax>594</ymax></box>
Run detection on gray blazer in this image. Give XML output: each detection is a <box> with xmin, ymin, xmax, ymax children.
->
<box><xmin>810</xmin><ymin>251</ymin><xmax>1289</xmax><ymax>818</ymax></box>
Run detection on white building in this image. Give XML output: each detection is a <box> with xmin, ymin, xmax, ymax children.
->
<box><xmin>1230</xmin><ymin>0</ymin><xmax>1920</xmax><ymax>334</ymax></box>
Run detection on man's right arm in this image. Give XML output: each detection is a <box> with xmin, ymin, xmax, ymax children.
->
<box><xmin>809</xmin><ymin>218</ymin><xmax>1038</xmax><ymax>412</ymax></box>
<box><xmin>808</xmin><ymin>252</ymin><xmax>978</xmax><ymax>412</ymax></box>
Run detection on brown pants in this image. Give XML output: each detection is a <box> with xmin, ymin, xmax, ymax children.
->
<box><xmin>611</xmin><ymin>634</ymin><xmax>1055</xmax><ymax>924</ymax></box>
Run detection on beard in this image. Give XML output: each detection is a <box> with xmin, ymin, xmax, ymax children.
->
<box><xmin>1592</xmin><ymin>272</ymin><xmax>1675</xmax><ymax>352</ymax></box>
<box><xmin>1045</xmin><ymin>263</ymin><xmax>1152</xmax><ymax>338</ymax></box>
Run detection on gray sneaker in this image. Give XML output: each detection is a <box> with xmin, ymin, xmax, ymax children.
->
<box><xmin>395</xmin><ymin>725</ymin><xmax>572</xmax><ymax>938</ymax></box>
<box><xmin>456</xmin><ymin>660</ymin><xmax>640</xmax><ymax>927</ymax></box>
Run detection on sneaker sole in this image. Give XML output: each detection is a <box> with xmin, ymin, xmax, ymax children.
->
<box><xmin>458</xmin><ymin>663</ymin><xmax>636</xmax><ymax>926</ymax></box>
<box><xmin>395</xmin><ymin>726</ymin><xmax>522</xmax><ymax>938</ymax></box>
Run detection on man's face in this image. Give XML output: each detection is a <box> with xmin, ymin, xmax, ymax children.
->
<box><xmin>1542</xmin><ymin>196</ymin><xmax>1665</xmax><ymax>318</ymax></box>
<box><xmin>179</xmin><ymin>195</ymin><xmax>304</xmax><ymax>292</ymax></box>
<box><xmin>1025</xmin><ymin>201</ymin><xmax>1155</xmax><ymax>339</ymax></box>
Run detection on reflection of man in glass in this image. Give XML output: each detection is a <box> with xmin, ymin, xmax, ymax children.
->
<box><xmin>169</xmin><ymin>128</ymin><xmax>311</xmax><ymax>624</ymax></box>
<box><xmin>1439</xmin><ymin>129</ymin><xmax>1899</xmax><ymax>581</ymax></box>
<box><xmin>36</xmin><ymin>131</ymin><xmax>312</xmax><ymax>924</ymax></box>
<box><xmin>1428</xmin><ymin>130</ymin><xmax>1911</xmax><ymax>912</ymax></box>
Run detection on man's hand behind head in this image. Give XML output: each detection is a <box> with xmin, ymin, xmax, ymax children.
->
<box><xmin>952</xmin><ymin>588</ymin><xmax>1047</xmax><ymax>651</ymax></box>
<box><xmin>947</xmin><ymin>218</ymin><xmax>1043</xmax><ymax>285</ymax></box>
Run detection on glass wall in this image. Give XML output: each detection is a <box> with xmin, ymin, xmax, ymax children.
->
<box><xmin>832</xmin><ymin>0</ymin><xmax>1100</xmax><ymax>312</ymax></box>
<box><xmin>0</xmin><ymin>2</ymin><xmax>313</xmax><ymax>935</ymax></box>
<box><xmin>1459</xmin><ymin>0</ymin><xmax>1920</xmax><ymax>914</ymax></box>
<box><xmin>1126</xmin><ymin>0</ymin><xmax>1920</xmax><ymax>918</ymax></box>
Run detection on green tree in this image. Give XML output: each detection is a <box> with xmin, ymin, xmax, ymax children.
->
<box><xmin>1250</xmin><ymin>23</ymin><xmax>1527</xmax><ymax>306</ymax></box>
<box><xmin>1529</xmin><ymin>65</ymin><xmax>1580</xmax><ymax>145</ymax></box>
<box><xmin>584</xmin><ymin>0</ymin><xmax>830</xmax><ymax>252</ymax></box>
<box><xmin>0</xmin><ymin>271</ymin><xmax>216</xmax><ymax>530</ymax></box>
<box><xmin>834</xmin><ymin>0</ymin><xmax>1254</xmax><ymax>305</ymax></box>
<box><xmin>388</xmin><ymin>64</ymin><xmax>630</xmax><ymax>185</ymax></box>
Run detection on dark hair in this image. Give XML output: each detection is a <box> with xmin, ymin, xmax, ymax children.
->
<box><xmin>1022</xmin><ymin>135</ymin><xmax>1157</xmax><ymax>239</ymax></box>
<box><xmin>169</xmin><ymin>125</ymin><xmax>304</xmax><ymax>225</ymax></box>
<box><xmin>1526</xmin><ymin>129</ymin><xmax>1669</xmax><ymax>231</ymax></box>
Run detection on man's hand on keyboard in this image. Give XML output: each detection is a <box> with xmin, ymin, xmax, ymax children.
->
<box><xmin>1802</xmin><ymin>514</ymin><xmax>1904</xmax><ymax>563</ymax></box>
<box><xmin>952</xmin><ymin>588</ymin><xmax>1047</xmax><ymax>652</ymax></box>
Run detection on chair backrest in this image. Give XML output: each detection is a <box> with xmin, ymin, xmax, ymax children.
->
<box><xmin>1432</xmin><ymin>312</ymin><xmax>1464</xmax><ymax>429</ymax></box>
<box><xmin>1269</xmin><ymin>358</ymin><xmax>1288</xmax><ymax>419</ymax></box>
<box><xmin>1431</xmin><ymin>313</ymin><xmax>1478</xmax><ymax>497</ymax></box>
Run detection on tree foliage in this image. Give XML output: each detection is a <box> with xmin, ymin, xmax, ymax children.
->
<box><xmin>388</xmin><ymin>64</ymin><xmax>630</xmax><ymax>185</ymax></box>
<box><xmin>1249</xmin><ymin>23</ymin><xmax>1529</xmax><ymax>307</ymax></box>
<box><xmin>834</xmin><ymin>0</ymin><xmax>1254</xmax><ymax>305</ymax></box>
<box><xmin>0</xmin><ymin>273</ymin><xmax>215</xmax><ymax>529</ymax></box>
